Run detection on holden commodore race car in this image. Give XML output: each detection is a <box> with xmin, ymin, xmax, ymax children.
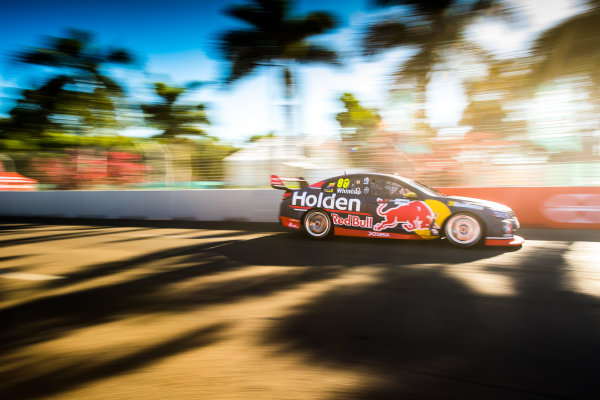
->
<box><xmin>271</xmin><ymin>173</ymin><xmax>524</xmax><ymax>248</ymax></box>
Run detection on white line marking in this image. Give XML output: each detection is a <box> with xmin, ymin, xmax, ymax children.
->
<box><xmin>203</xmin><ymin>242</ymin><xmax>234</xmax><ymax>251</ymax></box>
<box><xmin>0</xmin><ymin>272</ymin><xmax>64</xmax><ymax>281</ymax></box>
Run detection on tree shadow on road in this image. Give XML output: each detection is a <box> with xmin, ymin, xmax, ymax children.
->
<box><xmin>218</xmin><ymin>232</ymin><xmax>519</xmax><ymax>267</ymax></box>
<box><xmin>0</xmin><ymin>323</ymin><xmax>228</xmax><ymax>400</ymax></box>
<box><xmin>0</xmin><ymin>226</ymin><xmax>151</xmax><ymax>247</ymax></box>
<box><xmin>3</xmin><ymin>221</ymin><xmax>596</xmax><ymax>399</ymax></box>
<box><xmin>261</xmin><ymin>239</ymin><xmax>600</xmax><ymax>399</ymax></box>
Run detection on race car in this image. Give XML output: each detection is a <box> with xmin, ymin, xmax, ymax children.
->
<box><xmin>271</xmin><ymin>173</ymin><xmax>524</xmax><ymax>248</ymax></box>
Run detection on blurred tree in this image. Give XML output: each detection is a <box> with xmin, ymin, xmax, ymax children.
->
<box><xmin>218</xmin><ymin>0</ymin><xmax>340</xmax><ymax>134</ymax></box>
<box><xmin>518</xmin><ymin>1</ymin><xmax>600</xmax><ymax>157</ymax></box>
<box><xmin>364</xmin><ymin>0</ymin><xmax>507</xmax><ymax>136</ymax></box>
<box><xmin>141</xmin><ymin>82</ymin><xmax>210</xmax><ymax>138</ymax></box>
<box><xmin>460</xmin><ymin>60</ymin><xmax>529</xmax><ymax>136</ymax></box>
<box><xmin>336</xmin><ymin>93</ymin><xmax>381</xmax><ymax>141</ymax></box>
<box><xmin>0</xmin><ymin>29</ymin><xmax>135</xmax><ymax>139</ymax></box>
<box><xmin>142</xmin><ymin>82</ymin><xmax>211</xmax><ymax>186</ymax></box>
<box><xmin>335</xmin><ymin>92</ymin><xmax>381</xmax><ymax>165</ymax></box>
<box><xmin>530</xmin><ymin>1</ymin><xmax>600</xmax><ymax>90</ymax></box>
<box><xmin>246</xmin><ymin>131</ymin><xmax>275</xmax><ymax>143</ymax></box>
<box><xmin>193</xmin><ymin>136</ymin><xmax>239</xmax><ymax>181</ymax></box>
<box><xmin>0</xmin><ymin>76</ymin><xmax>70</xmax><ymax>140</ymax></box>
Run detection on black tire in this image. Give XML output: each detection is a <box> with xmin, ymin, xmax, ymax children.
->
<box><xmin>444</xmin><ymin>213</ymin><xmax>484</xmax><ymax>248</ymax></box>
<box><xmin>303</xmin><ymin>209</ymin><xmax>332</xmax><ymax>240</ymax></box>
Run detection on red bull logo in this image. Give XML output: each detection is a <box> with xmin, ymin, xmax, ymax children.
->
<box><xmin>374</xmin><ymin>198</ymin><xmax>439</xmax><ymax>233</ymax></box>
<box><xmin>331</xmin><ymin>213</ymin><xmax>373</xmax><ymax>228</ymax></box>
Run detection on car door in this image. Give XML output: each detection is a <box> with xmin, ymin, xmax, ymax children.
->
<box><xmin>366</xmin><ymin>176</ymin><xmax>433</xmax><ymax>235</ymax></box>
<box><xmin>322</xmin><ymin>175</ymin><xmax>370</xmax><ymax>232</ymax></box>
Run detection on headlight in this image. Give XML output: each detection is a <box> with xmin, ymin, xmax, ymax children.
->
<box><xmin>491</xmin><ymin>210</ymin><xmax>510</xmax><ymax>219</ymax></box>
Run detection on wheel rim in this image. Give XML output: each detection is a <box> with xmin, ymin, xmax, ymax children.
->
<box><xmin>305</xmin><ymin>211</ymin><xmax>329</xmax><ymax>237</ymax></box>
<box><xmin>447</xmin><ymin>214</ymin><xmax>481</xmax><ymax>245</ymax></box>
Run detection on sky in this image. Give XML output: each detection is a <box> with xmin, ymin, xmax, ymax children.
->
<box><xmin>0</xmin><ymin>0</ymin><xmax>580</xmax><ymax>144</ymax></box>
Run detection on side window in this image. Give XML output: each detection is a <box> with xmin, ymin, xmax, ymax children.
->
<box><xmin>323</xmin><ymin>176</ymin><xmax>362</xmax><ymax>195</ymax></box>
<box><xmin>369</xmin><ymin>178</ymin><xmax>410</xmax><ymax>198</ymax></box>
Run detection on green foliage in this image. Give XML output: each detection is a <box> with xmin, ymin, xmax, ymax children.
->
<box><xmin>45</xmin><ymin>132</ymin><xmax>137</xmax><ymax>148</ymax></box>
<box><xmin>246</xmin><ymin>132</ymin><xmax>275</xmax><ymax>143</ymax></box>
<box><xmin>460</xmin><ymin>61</ymin><xmax>515</xmax><ymax>134</ymax></box>
<box><xmin>218</xmin><ymin>0</ymin><xmax>340</xmax><ymax>135</ymax></box>
<box><xmin>335</xmin><ymin>92</ymin><xmax>382</xmax><ymax>166</ymax></box>
<box><xmin>0</xmin><ymin>131</ymin><xmax>137</xmax><ymax>151</ymax></box>
<box><xmin>0</xmin><ymin>132</ymin><xmax>142</xmax><ymax>182</ymax></box>
<box><xmin>363</xmin><ymin>1</ymin><xmax>504</xmax><ymax>85</ymax></box>
<box><xmin>192</xmin><ymin>137</ymin><xmax>238</xmax><ymax>181</ymax></box>
<box><xmin>335</xmin><ymin>93</ymin><xmax>381</xmax><ymax>141</ymax></box>
<box><xmin>0</xmin><ymin>139</ymin><xmax>37</xmax><ymax>152</ymax></box>
<box><xmin>141</xmin><ymin>82</ymin><xmax>210</xmax><ymax>138</ymax></box>
<box><xmin>529</xmin><ymin>2</ymin><xmax>600</xmax><ymax>100</ymax></box>
<box><xmin>0</xmin><ymin>29</ymin><xmax>134</xmax><ymax>139</ymax></box>
<box><xmin>219</xmin><ymin>0</ymin><xmax>340</xmax><ymax>85</ymax></box>
<box><xmin>363</xmin><ymin>0</ymin><xmax>507</xmax><ymax>139</ymax></box>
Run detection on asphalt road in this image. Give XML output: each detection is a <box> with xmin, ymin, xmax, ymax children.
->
<box><xmin>1</xmin><ymin>218</ymin><xmax>600</xmax><ymax>400</ymax></box>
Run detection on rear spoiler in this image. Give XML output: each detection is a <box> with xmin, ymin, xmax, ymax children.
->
<box><xmin>270</xmin><ymin>175</ymin><xmax>308</xmax><ymax>190</ymax></box>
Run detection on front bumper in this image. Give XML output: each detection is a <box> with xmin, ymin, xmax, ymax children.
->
<box><xmin>484</xmin><ymin>216</ymin><xmax>523</xmax><ymax>246</ymax></box>
<box><xmin>485</xmin><ymin>235</ymin><xmax>525</xmax><ymax>246</ymax></box>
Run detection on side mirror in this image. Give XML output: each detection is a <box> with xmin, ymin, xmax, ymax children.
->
<box><xmin>405</xmin><ymin>192</ymin><xmax>418</xmax><ymax>199</ymax></box>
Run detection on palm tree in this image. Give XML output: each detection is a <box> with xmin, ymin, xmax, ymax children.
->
<box><xmin>460</xmin><ymin>59</ymin><xmax>530</xmax><ymax>136</ymax></box>
<box><xmin>1</xmin><ymin>76</ymin><xmax>71</xmax><ymax>139</ymax></box>
<box><xmin>141</xmin><ymin>82</ymin><xmax>211</xmax><ymax>185</ymax></box>
<box><xmin>479</xmin><ymin>1</ymin><xmax>600</xmax><ymax>158</ymax></box>
<box><xmin>522</xmin><ymin>1</ymin><xmax>600</xmax><ymax>158</ymax></box>
<box><xmin>218</xmin><ymin>0</ymin><xmax>340</xmax><ymax>134</ymax></box>
<box><xmin>363</xmin><ymin>0</ymin><xmax>506</xmax><ymax>135</ymax></box>
<box><xmin>2</xmin><ymin>29</ymin><xmax>134</xmax><ymax>138</ymax></box>
<box><xmin>529</xmin><ymin>1</ymin><xmax>600</xmax><ymax>97</ymax></box>
<box><xmin>141</xmin><ymin>82</ymin><xmax>210</xmax><ymax>138</ymax></box>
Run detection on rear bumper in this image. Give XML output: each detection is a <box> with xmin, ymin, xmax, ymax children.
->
<box><xmin>280</xmin><ymin>216</ymin><xmax>301</xmax><ymax>230</ymax></box>
<box><xmin>485</xmin><ymin>235</ymin><xmax>525</xmax><ymax>246</ymax></box>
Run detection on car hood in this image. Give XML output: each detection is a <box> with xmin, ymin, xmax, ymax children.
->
<box><xmin>445</xmin><ymin>196</ymin><xmax>513</xmax><ymax>212</ymax></box>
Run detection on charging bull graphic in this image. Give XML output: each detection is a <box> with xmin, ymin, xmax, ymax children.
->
<box><xmin>374</xmin><ymin>198</ymin><xmax>440</xmax><ymax>234</ymax></box>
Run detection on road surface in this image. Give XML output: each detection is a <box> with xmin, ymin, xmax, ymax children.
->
<box><xmin>1</xmin><ymin>218</ymin><xmax>599</xmax><ymax>399</ymax></box>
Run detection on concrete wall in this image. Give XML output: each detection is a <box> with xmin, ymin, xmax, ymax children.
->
<box><xmin>1</xmin><ymin>187</ymin><xmax>599</xmax><ymax>229</ymax></box>
<box><xmin>0</xmin><ymin>190</ymin><xmax>282</xmax><ymax>223</ymax></box>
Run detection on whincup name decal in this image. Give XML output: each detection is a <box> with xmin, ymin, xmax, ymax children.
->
<box><xmin>337</xmin><ymin>187</ymin><xmax>361</xmax><ymax>195</ymax></box>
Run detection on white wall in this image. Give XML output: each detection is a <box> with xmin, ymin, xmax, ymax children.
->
<box><xmin>0</xmin><ymin>190</ymin><xmax>283</xmax><ymax>222</ymax></box>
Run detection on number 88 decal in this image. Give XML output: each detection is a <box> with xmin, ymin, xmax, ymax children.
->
<box><xmin>337</xmin><ymin>178</ymin><xmax>350</xmax><ymax>189</ymax></box>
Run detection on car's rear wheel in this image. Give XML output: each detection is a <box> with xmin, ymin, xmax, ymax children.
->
<box><xmin>303</xmin><ymin>209</ymin><xmax>332</xmax><ymax>240</ymax></box>
<box><xmin>445</xmin><ymin>213</ymin><xmax>483</xmax><ymax>248</ymax></box>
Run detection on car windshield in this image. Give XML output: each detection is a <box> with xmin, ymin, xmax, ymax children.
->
<box><xmin>404</xmin><ymin>178</ymin><xmax>446</xmax><ymax>197</ymax></box>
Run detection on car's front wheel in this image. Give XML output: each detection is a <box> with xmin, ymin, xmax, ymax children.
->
<box><xmin>444</xmin><ymin>213</ymin><xmax>483</xmax><ymax>248</ymax></box>
<box><xmin>303</xmin><ymin>209</ymin><xmax>332</xmax><ymax>240</ymax></box>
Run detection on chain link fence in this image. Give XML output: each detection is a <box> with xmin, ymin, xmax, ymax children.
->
<box><xmin>2</xmin><ymin>131</ymin><xmax>599</xmax><ymax>190</ymax></box>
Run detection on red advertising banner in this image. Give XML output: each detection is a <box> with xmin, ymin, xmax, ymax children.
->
<box><xmin>439</xmin><ymin>187</ymin><xmax>600</xmax><ymax>229</ymax></box>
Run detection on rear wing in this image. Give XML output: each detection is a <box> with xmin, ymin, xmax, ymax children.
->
<box><xmin>270</xmin><ymin>175</ymin><xmax>308</xmax><ymax>191</ymax></box>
